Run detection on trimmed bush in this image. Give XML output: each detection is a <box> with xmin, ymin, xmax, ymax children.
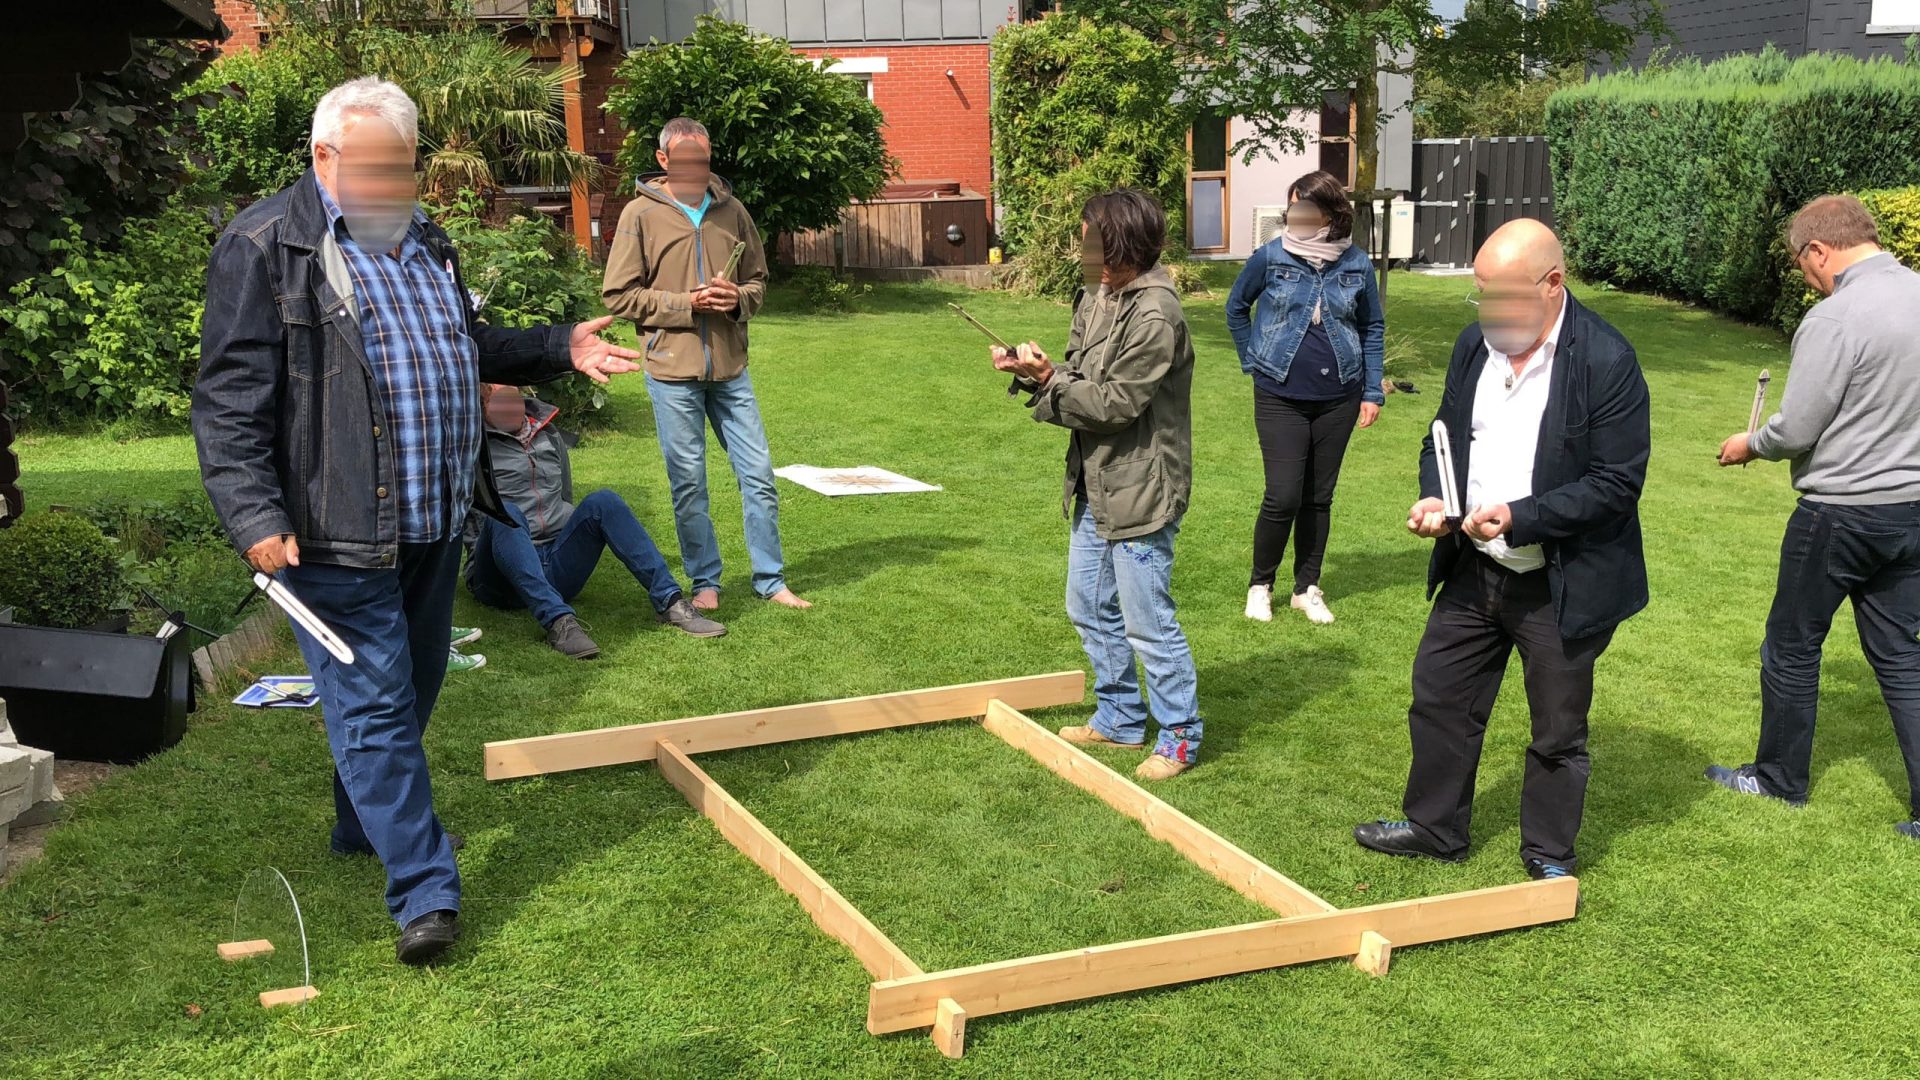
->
<box><xmin>0</xmin><ymin>512</ymin><xmax>126</xmax><ymax>629</ymax></box>
<box><xmin>1547</xmin><ymin>48</ymin><xmax>1920</xmax><ymax>323</ymax></box>
<box><xmin>991</xmin><ymin>16</ymin><xmax>1189</xmax><ymax>300</ymax></box>
<box><xmin>1773</xmin><ymin>185</ymin><xmax>1920</xmax><ymax>332</ymax></box>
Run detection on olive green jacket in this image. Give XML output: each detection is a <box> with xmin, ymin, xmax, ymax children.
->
<box><xmin>1027</xmin><ymin>264</ymin><xmax>1195</xmax><ymax>540</ymax></box>
<box><xmin>600</xmin><ymin>173</ymin><xmax>768</xmax><ymax>383</ymax></box>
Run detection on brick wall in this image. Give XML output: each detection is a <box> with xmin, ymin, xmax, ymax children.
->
<box><xmin>793</xmin><ymin>43</ymin><xmax>993</xmax><ymax>205</ymax></box>
<box><xmin>213</xmin><ymin>0</ymin><xmax>265</xmax><ymax>54</ymax></box>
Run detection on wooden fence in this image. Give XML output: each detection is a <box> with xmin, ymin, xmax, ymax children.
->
<box><xmin>786</xmin><ymin>189</ymin><xmax>990</xmax><ymax>269</ymax></box>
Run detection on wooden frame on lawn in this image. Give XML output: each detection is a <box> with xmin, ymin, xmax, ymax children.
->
<box><xmin>484</xmin><ymin>673</ymin><xmax>1580</xmax><ymax>1058</ymax></box>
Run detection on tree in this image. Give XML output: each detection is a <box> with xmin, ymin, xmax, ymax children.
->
<box><xmin>1056</xmin><ymin>0</ymin><xmax>1664</xmax><ymax>193</ymax></box>
<box><xmin>605</xmin><ymin>17</ymin><xmax>893</xmax><ymax>239</ymax></box>
<box><xmin>1414</xmin><ymin>63</ymin><xmax>1585</xmax><ymax>139</ymax></box>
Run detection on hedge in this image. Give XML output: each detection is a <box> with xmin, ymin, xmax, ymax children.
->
<box><xmin>1546</xmin><ymin>47</ymin><xmax>1920</xmax><ymax>324</ymax></box>
<box><xmin>1773</xmin><ymin>185</ymin><xmax>1920</xmax><ymax>332</ymax></box>
<box><xmin>991</xmin><ymin>16</ymin><xmax>1188</xmax><ymax>300</ymax></box>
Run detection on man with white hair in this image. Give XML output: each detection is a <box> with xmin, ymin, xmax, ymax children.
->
<box><xmin>1353</xmin><ymin>219</ymin><xmax>1651</xmax><ymax>881</ymax></box>
<box><xmin>602</xmin><ymin>116</ymin><xmax>809</xmax><ymax>611</ymax></box>
<box><xmin>192</xmin><ymin>77</ymin><xmax>642</xmax><ymax>965</ymax></box>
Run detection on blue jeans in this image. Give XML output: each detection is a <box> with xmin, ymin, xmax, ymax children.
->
<box><xmin>1065</xmin><ymin>501</ymin><xmax>1203</xmax><ymax>762</ymax></box>
<box><xmin>468</xmin><ymin>490</ymin><xmax>684</xmax><ymax>625</ymax></box>
<box><xmin>1755</xmin><ymin>499</ymin><xmax>1920</xmax><ymax>814</ymax></box>
<box><xmin>646</xmin><ymin>372</ymin><xmax>787</xmax><ymax>598</ymax></box>
<box><xmin>280</xmin><ymin>540</ymin><xmax>461</xmax><ymax>928</ymax></box>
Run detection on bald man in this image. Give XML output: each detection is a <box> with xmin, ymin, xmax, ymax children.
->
<box><xmin>1353</xmin><ymin>219</ymin><xmax>1650</xmax><ymax>880</ymax></box>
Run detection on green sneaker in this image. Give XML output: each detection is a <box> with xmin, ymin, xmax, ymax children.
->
<box><xmin>451</xmin><ymin>626</ymin><xmax>483</xmax><ymax>647</ymax></box>
<box><xmin>446</xmin><ymin>647</ymin><xmax>487</xmax><ymax>674</ymax></box>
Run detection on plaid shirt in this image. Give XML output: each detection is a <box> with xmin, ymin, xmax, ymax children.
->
<box><xmin>319</xmin><ymin>185</ymin><xmax>481</xmax><ymax>544</ymax></box>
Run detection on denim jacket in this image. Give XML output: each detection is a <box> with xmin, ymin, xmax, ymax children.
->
<box><xmin>1225</xmin><ymin>240</ymin><xmax>1386</xmax><ymax>405</ymax></box>
<box><xmin>191</xmin><ymin>171</ymin><xmax>579</xmax><ymax>570</ymax></box>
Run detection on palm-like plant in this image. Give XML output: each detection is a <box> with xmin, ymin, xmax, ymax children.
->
<box><xmin>360</xmin><ymin>30</ymin><xmax>603</xmax><ymax>202</ymax></box>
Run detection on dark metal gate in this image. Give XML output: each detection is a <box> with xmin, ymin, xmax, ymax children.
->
<box><xmin>1411</xmin><ymin>137</ymin><xmax>1556</xmax><ymax>267</ymax></box>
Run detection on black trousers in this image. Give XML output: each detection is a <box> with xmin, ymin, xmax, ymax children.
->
<box><xmin>1250</xmin><ymin>389</ymin><xmax>1360</xmax><ymax>592</ymax></box>
<box><xmin>1755</xmin><ymin>499</ymin><xmax>1920</xmax><ymax>815</ymax></box>
<box><xmin>1402</xmin><ymin>550</ymin><xmax>1614</xmax><ymax>867</ymax></box>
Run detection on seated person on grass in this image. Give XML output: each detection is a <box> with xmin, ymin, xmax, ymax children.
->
<box><xmin>465</xmin><ymin>384</ymin><xmax>725</xmax><ymax>658</ymax></box>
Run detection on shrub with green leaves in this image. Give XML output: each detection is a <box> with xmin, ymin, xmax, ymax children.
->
<box><xmin>606</xmin><ymin>17</ymin><xmax>893</xmax><ymax>240</ymax></box>
<box><xmin>991</xmin><ymin>17</ymin><xmax>1189</xmax><ymax>300</ymax></box>
<box><xmin>0</xmin><ymin>189</ymin><xmax>222</xmax><ymax>425</ymax></box>
<box><xmin>1547</xmin><ymin>47</ymin><xmax>1920</xmax><ymax>323</ymax></box>
<box><xmin>779</xmin><ymin>265</ymin><xmax>870</xmax><ymax>314</ymax></box>
<box><xmin>1773</xmin><ymin>185</ymin><xmax>1920</xmax><ymax>332</ymax></box>
<box><xmin>0</xmin><ymin>511</ymin><xmax>126</xmax><ymax>629</ymax></box>
<box><xmin>189</xmin><ymin>46</ymin><xmax>333</xmax><ymax>201</ymax></box>
<box><xmin>433</xmin><ymin>192</ymin><xmax>613</xmax><ymax>420</ymax></box>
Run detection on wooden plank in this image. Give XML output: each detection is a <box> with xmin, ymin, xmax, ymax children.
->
<box><xmin>982</xmin><ymin>701</ymin><xmax>1334</xmax><ymax>917</ymax></box>
<box><xmin>866</xmin><ymin>877</ymin><xmax>1579</xmax><ymax>1034</ymax></box>
<box><xmin>259</xmin><ymin>985</ymin><xmax>319</xmax><ymax>1008</ymax></box>
<box><xmin>485</xmin><ymin>672</ymin><xmax>1086</xmax><ymax>780</ymax></box>
<box><xmin>655</xmin><ymin>740</ymin><xmax>923</xmax><ymax>982</ymax></box>
<box><xmin>1353</xmin><ymin>930</ymin><xmax>1391</xmax><ymax>976</ymax></box>
<box><xmin>217</xmin><ymin>939</ymin><xmax>274</xmax><ymax>961</ymax></box>
<box><xmin>932</xmin><ymin>997</ymin><xmax>966</xmax><ymax>1058</ymax></box>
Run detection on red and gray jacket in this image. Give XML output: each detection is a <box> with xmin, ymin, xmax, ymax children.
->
<box><xmin>463</xmin><ymin>396</ymin><xmax>574</xmax><ymax>581</ymax></box>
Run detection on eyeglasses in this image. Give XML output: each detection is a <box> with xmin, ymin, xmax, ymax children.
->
<box><xmin>321</xmin><ymin>142</ymin><xmax>423</xmax><ymax>185</ymax></box>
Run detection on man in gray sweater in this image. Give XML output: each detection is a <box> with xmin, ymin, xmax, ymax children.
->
<box><xmin>1711</xmin><ymin>194</ymin><xmax>1920</xmax><ymax>842</ymax></box>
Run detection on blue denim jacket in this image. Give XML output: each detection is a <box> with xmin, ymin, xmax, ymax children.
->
<box><xmin>1225</xmin><ymin>240</ymin><xmax>1386</xmax><ymax>405</ymax></box>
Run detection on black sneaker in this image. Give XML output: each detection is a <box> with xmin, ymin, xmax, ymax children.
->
<box><xmin>1351</xmin><ymin>818</ymin><xmax>1466</xmax><ymax>862</ymax></box>
<box><xmin>544</xmin><ymin>614</ymin><xmax>600</xmax><ymax>659</ymax></box>
<box><xmin>396</xmin><ymin>910</ymin><xmax>459</xmax><ymax>966</ymax></box>
<box><xmin>1896</xmin><ymin>821</ymin><xmax>1920</xmax><ymax>842</ymax></box>
<box><xmin>1525</xmin><ymin>858</ymin><xmax>1575</xmax><ymax>881</ymax></box>
<box><xmin>1704</xmin><ymin>764</ymin><xmax>1804</xmax><ymax>806</ymax></box>
<box><xmin>659</xmin><ymin>597</ymin><xmax>727</xmax><ymax>638</ymax></box>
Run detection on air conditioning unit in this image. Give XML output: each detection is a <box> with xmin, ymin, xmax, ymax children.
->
<box><xmin>1252</xmin><ymin>205</ymin><xmax>1288</xmax><ymax>248</ymax></box>
<box><xmin>1373</xmin><ymin>198</ymin><xmax>1415</xmax><ymax>261</ymax></box>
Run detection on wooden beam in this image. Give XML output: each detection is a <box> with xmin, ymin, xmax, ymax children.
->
<box><xmin>866</xmin><ymin>877</ymin><xmax>1578</xmax><ymax>1034</ymax></box>
<box><xmin>981</xmin><ymin>700</ymin><xmax>1334</xmax><ymax>917</ymax></box>
<box><xmin>259</xmin><ymin>985</ymin><xmax>319</xmax><ymax>1008</ymax></box>
<box><xmin>932</xmin><ymin>997</ymin><xmax>966</xmax><ymax>1058</ymax></box>
<box><xmin>655</xmin><ymin>741</ymin><xmax>923</xmax><ymax>982</ymax></box>
<box><xmin>485</xmin><ymin>672</ymin><xmax>1086</xmax><ymax>780</ymax></box>
<box><xmin>1353</xmin><ymin>930</ymin><xmax>1391</xmax><ymax>976</ymax></box>
<box><xmin>217</xmin><ymin>939</ymin><xmax>274</xmax><ymax>962</ymax></box>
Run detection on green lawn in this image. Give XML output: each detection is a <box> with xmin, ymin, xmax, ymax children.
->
<box><xmin>4</xmin><ymin>270</ymin><xmax>1917</xmax><ymax>1079</ymax></box>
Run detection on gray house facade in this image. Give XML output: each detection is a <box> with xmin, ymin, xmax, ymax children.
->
<box><xmin>1628</xmin><ymin>0</ymin><xmax>1920</xmax><ymax>64</ymax></box>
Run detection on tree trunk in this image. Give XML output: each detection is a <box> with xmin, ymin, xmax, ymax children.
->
<box><xmin>1353</xmin><ymin>62</ymin><xmax>1379</xmax><ymax>195</ymax></box>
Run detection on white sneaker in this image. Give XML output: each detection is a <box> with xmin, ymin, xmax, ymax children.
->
<box><xmin>1245</xmin><ymin>585</ymin><xmax>1273</xmax><ymax>622</ymax></box>
<box><xmin>1291</xmin><ymin>585</ymin><xmax>1335</xmax><ymax>625</ymax></box>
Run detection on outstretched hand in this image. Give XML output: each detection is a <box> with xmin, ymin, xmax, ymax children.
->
<box><xmin>568</xmin><ymin>316</ymin><xmax>643</xmax><ymax>384</ymax></box>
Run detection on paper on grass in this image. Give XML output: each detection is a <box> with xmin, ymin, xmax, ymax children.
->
<box><xmin>774</xmin><ymin>465</ymin><xmax>942</xmax><ymax>497</ymax></box>
<box><xmin>234</xmin><ymin>676</ymin><xmax>319</xmax><ymax>708</ymax></box>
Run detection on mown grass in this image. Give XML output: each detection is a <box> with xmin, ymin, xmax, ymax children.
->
<box><xmin>3</xmin><ymin>269</ymin><xmax>1917</xmax><ymax>1078</ymax></box>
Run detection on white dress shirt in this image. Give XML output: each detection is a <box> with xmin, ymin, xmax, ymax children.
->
<box><xmin>1466</xmin><ymin>295</ymin><xmax>1568</xmax><ymax>572</ymax></box>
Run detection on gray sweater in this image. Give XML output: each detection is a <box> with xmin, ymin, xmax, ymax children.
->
<box><xmin>1751</xmin><ymin>253</ymin><xmax>1920</xmax><ymax>504</ymax></box>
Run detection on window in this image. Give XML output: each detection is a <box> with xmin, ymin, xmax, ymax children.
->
<box><xmin>814</xmin><ymin>56</ymin><xmax>885</xmax><ymax>99</ymax></box>
<box><xmin>1870</xmin><ymin>0</ymin><xmax>1920</xmax><ymax>32</ymax></box>
<box><xmin>1188</xmin><ymin>112</ymin><xmax>1230</xmax><ymax>252</ymax></box>
<box><xmin>1318</xmin><ymin>90</ymin><xmax>1356</xmax><ymax>189</ymax></box>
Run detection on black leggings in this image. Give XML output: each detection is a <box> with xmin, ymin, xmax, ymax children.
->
<box><xmin>1250</xmin><ymin>388</ymin><xmax>1361</xmax><ymax>592</ymax></box>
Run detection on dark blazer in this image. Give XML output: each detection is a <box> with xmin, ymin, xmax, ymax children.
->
<box><xmin>192</xmin><ymin>171</ymin><xmax>577</xmax><ymax>570</ymax></box>
<box><xmin>1418</xmin><ymin>293</ymin><xmax>1651</xmax><ymax>640</ymax></box>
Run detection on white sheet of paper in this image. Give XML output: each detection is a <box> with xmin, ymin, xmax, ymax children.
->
<box><xmin>774</xmin><ymin>465</ymin><xmax>942</xmax><ymax>497</ymax></box>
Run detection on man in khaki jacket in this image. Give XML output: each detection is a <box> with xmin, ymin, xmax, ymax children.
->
<box><xmin>602</xmin><ymin>117</ymin><xmax>808</xmax><ymax>609</ymax></box>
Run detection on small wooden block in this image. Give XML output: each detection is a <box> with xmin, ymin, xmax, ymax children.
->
<box><xmin>217</xmin><ymin>939</ymin><xmax>274</xmax><ymax>961</ymax></box>
<box><xmin>1353</xmin><ymin>930</ymin><xmax>1392</xmax><ymax>976</ymax></box>
<box><xmin>259</xmin><ymin>985</ymin><xmax>319</xmax><ymax>1008</ymax></box>
<box><xmin>932</xmin><ymin>997</ymin><xmax>966</xmax><ymax>1059</ymax></box>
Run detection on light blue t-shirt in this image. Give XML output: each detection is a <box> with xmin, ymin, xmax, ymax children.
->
<box><xmin>679</xmin><ymin>192</ymin><xmax>712</xmax><ymax>229</ymax></box>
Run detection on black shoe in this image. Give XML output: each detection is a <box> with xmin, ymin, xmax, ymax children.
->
<box><xmin>659</xmin><ymin>597</ymin><xmax>727</xmax><ymax>638</ymax></box>
<box><xmin>1897</xmin><ymin>821</ymin><xmax>1920</xmax><ymax>842</ymax></box>
<box><xmin>1525</xmin><ymin>858</ymin><xmax>1576</xmax><ymax>881</ymax></box>
<box><xmin>1704</xmin><ymin>763</ymin><xmax>1805</xmax><ymax>807</ymax></box>
<box><xmin>331</xmin><ymin>832</ymin><xmax>463</xmax><ymax>857</ymax></box>
<box><xmin>396</xmin><ymin>909</ymin><xmax>459</xmax><ymax>966</ymax></box>
<box><xmin>544</xmin><ymin>614</ymin><xmax>600</xmax><ymax>659</ymax></box>
<box><xmin>1352</xmin><ymin>818</ymin><xmax>1466</xmax><ymax>862</ymax></box>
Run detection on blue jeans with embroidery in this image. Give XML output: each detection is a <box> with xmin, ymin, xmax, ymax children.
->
<box><xmin>1065</xmin><ymin>500</ymin><xmax>1203</xmax><ymax>761</ymax></box>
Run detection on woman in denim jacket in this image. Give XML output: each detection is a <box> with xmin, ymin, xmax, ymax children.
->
<box><xmin>1224</xmin><ymin>170</ymin><xmax>1386</xmax><ymax>626</ymax></box>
